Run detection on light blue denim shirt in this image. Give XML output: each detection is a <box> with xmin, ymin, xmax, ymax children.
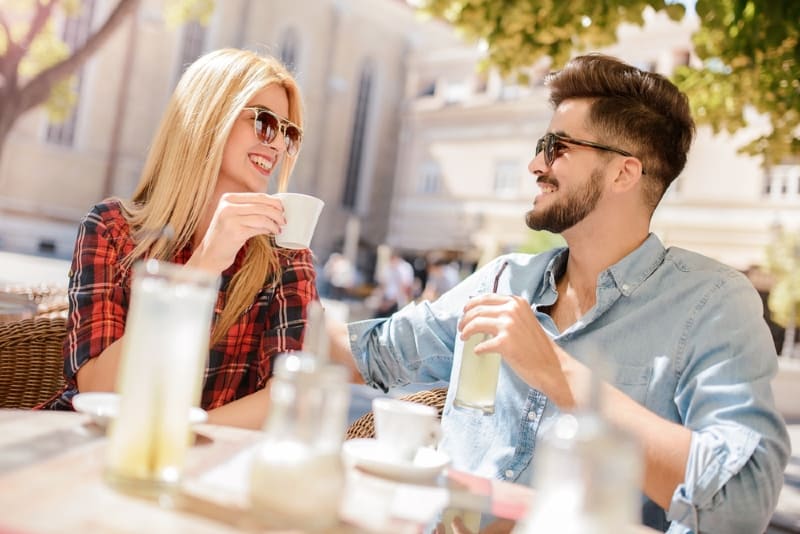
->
<box><xmin>348</xmin><ymin>234</ymin><xmax>790</xmax><ymax>533</ymax></box>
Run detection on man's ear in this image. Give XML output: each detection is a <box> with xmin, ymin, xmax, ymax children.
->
<box><xmin>611</xmin><ymin>157</ymin><xmax>645</xmax><ymax>193</ymax></box>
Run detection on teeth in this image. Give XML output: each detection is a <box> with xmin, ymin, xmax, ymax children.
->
<box><xmin>539</xmin><ymin>183</ymin><xmax>557</xmax><ymax>193</ymax></box>
<box><xmin>250</xmin><ymin>155</ymin><xmax>273</xmax><ymax>170</ymax></box>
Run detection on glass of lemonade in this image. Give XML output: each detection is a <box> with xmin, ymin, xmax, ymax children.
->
<box><xmin>453</xmin><ymin>329</ymin><xmax>502</xmax><ymax>414</ymax></box>
<box><xmin>104</xmin><ymin>259</ymin><xmax>219</xmax><ymax>497</ymax></box>
<box><xmin>453</xmin><ymin>261</ymin><xmax>508</xmax><ymax>414</ymax></box>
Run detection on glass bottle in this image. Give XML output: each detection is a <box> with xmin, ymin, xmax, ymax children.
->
<box><xmin>249</xmin><ymin>352</ymin><xmax>350</xmax><ymax>530</ymax></box>
<box><xmin>514</xmin><ymin>370</ymin><xmax>643</xmax><ymax>534</ymax></box>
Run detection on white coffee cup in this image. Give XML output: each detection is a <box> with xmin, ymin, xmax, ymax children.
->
<box><xmin>372</xmin><ymin>397</ymin><xmax>441</xmax><ymax>463</ymax></box>
<box><xmin>274</xmin><ymin>192</ymin><xmax>325</xmax><ymax>249</ymax></box>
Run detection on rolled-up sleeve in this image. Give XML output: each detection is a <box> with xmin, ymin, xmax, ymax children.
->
<box><xmin>347</xmin><ymin>257</ymin><xmax>502</xmax><ymax>390</ymax></box>
<box><xmin>668</xmin><ymin>272</ymin><xmax>790</xmax><ymax>533</ymax></box>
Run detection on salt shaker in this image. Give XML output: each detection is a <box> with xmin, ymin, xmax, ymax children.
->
<box><xmin>515</xmin><ymin>369</ymin><xmax>643</xmax><ymax>534</ymax></box>
<box><xmin>249</xmin><ymin>352</ymin><xmax>350</xmax><ymax>530</ymax></box>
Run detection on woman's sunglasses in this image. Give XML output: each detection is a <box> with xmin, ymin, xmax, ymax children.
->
<box><xmin>535</xmin><ymin>132</ymin><xmax>646</xmax><ymax>174</ymax></box>
<box><xmin>242</xmin><ymin>106</ymin><xmax>303</xmax><ymax>156</ymax></box>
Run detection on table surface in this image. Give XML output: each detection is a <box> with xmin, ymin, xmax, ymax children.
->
<box><xmin>0</xmin><ymin>410</ymin><xmax>675</xmax><ymax>534</ymax></box>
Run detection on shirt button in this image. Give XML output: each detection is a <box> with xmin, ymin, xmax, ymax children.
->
<box><xmin>527</xmin><ymin>412</ymin><xmax>536</xmax><ymax>421</ymax></box>
<box><xmin>350</xmin><ymin>334</ymin><xmax>357</xmax><ymax>341</ymax></box>
<box><xmin>505</xmin><ymin>469</ymin><xmax>514</xmax><ymax>479</ymax></box>
<box><xmin>621</xmin><ymin>283</ymin><xmax>630</xmax><ymax>292</ymax></box>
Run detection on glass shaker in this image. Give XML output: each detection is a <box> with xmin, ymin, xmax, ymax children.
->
<box><xmin>514</xmin><ymin>410</ymin><xmax>643</xmax><ymax>534</ymax></box>
<box><xmin>249</xmin><ymin>352</ymin><xmax>350</xmax><ymax>530</ymax></box>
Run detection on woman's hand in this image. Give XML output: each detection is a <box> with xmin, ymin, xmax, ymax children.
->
<box><xmin>189</xmin><ymin>192</ymin><xmax>286</xmax><ymax>273</ymax></box>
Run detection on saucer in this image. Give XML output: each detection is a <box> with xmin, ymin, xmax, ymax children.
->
<box><xmin>341</xmin><ymin>438</ymin><xmax>450</xmax><ymax>482</ymax></box>
<box><xmin>72</xmin><ymin>392</ymin><xmax>208</xmax><ymax>428</ymax></box>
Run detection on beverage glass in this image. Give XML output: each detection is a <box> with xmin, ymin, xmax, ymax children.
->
<box><xmin>104</xmin><ymin>259</ymin><xmax>219</xmax><ymax>497</ymax></box>
<box><xmin>273</xmin><ymin>192</ymin><xmax>324</xmax><ymax>249</ymax></box>
<box><xmin>453</xmin><ymin>330</ymin><xmax>502</xmax><ymax>414</ymax></box>
<box><xmin>453</xmin><ymin>260</ymin><xmax>508</xmax><ymax>414</ymax></box>
<box><xmin>372</xmin><ymin>397</ymin><xmax>441</xmax><ymax>462</ymax></box>
<box><xmin>250</xmin><ymin>352</ymin><xmax>350</xmax><ymax>530</ymax></box>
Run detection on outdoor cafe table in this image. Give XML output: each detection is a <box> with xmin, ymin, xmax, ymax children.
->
<box><xmin>0</xmin><ymin>410</ymin><xmax>661</xmax><ymax>533</ymax></box>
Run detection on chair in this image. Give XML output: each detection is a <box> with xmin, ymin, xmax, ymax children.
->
<box><xmin>0</xmin><ymin>316</ymin><xmax>67</xmax><ymax>408</ymax></box>
<box><xmin>345</xmin><ymin>387</ymin><xmax>448</xmax><ymax>440</ymax></box>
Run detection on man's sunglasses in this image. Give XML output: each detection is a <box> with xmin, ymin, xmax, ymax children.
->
<box><xmin>535</xmin><ymin>132</ymin><xmax>646</xmax><ymax>174</ymax></box>
<box><xmin>242</xmin><ymin>106</ymin><xmax>303</xmax><ymax>156</ymax></box>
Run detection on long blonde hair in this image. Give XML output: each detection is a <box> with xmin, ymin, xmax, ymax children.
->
<box><xmin>120</xmin><ymin>48</ymin><xmax>304</xmax><ymax>345</ymax></box>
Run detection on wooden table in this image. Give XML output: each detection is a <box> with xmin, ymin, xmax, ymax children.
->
<box><xmin>0</xmin><ymin>410</ymin><xmax>538</xmax><ymax>533</ymax></box>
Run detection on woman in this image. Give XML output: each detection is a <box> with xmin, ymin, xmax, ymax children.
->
<box><xmin>43</xmin><ymin>48</ymin><xmax>316</xmax><ymax>428</ymax></box>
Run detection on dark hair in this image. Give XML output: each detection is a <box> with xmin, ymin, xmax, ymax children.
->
<box><xmin>545</xmin><ymin>53</ymin><xmax>695</xmax><ymax>208</ymax></box>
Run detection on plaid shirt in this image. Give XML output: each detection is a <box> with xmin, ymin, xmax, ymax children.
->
<box><xmin>42</xmin><ymin>200</ymin><xmax>317</xmax><ymax>410</ymax></box>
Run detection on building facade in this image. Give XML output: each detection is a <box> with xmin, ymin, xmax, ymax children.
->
<box><xmin>388</xmin><ymin>8</ymin><xmax>800</xmax><ymax>271</ymax></box>
<box><xmin>0</xmin><ymin>0</ymin><xmax>454</xmax><ymax>274</ymax></box>
<box><xmin>0</xmin><ymin>2</ymin><xmax>797</xmax><ymax>279</ymax></box>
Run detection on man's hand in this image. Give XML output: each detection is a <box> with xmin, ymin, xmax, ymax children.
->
<box><xmin>458</xmin><ymin>294</ymin><xmax>582</xmax><ymax>409</ymax></box>
<box><xmin>188</xmin><ymin>192</ymin><xmax>286</xmax><ymax>273</ymax></box>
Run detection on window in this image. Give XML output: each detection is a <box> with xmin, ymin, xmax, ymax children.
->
<box><xmin>416</xmin><ymin>79</ymin><xmax>436</xmax><ymax>98</ymax></box>
<box><xmin>176</xmin><ymin>20</ymin><xmax>206</xmax><ymax>76</ymax></box>
<box><xmin>494</xmin><ymin>161</ymin><xmax>519</xmax><ymax>197</ymax></box>
<box><xmin>764</xmin><ymin>164</ymin><xmax>800</xmax><ymax>201</ymax></box>
<box><xmin>418</xmin><ymin>160</ymin><xmax>441</xmax><ymax>194</ymax></box>
<box><xmin>444</xmin><ymin>81</ymin><xmax>468</xmax><ymax>104</ymax></box>
<box><xmin>342</xmin><ymin>61</ymin><xmax>374</xmax><ymax>209</ymax></box>
<box><xmin>279</xmin><ymin>27</ymin><xmax>299</xmax><ymax>72</ymax></box>
<box><xmin>46</xmin><ymin>0</ymin><xmax>96</xmax><ymax>146</ymax></box>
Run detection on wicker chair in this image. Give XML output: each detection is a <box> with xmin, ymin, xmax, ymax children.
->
<box><xmin>0</xmin><ymin>316</ymin><xmax>67</xmax><ymax>408</ymax></box>
<box><xmin>345</xmin><ymin>387</ymin><xmax>448</xmax><ymax>440</ymax></box>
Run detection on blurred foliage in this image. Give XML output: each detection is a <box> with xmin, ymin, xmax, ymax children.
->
<box><xmin>766</xmin><ymin>230</ymin><xmax>800</xmax><ymax>328</ymax></box>
<box><xmin>164</xmin><ymin>0</ymin><xmax>215</xmax><ymax>28</ymax></box>
<box><xmin>517</xmin><ymin>230</ymin><xmax>566</xmax><ymax>255</ymax></box>
<box><xmin>0</xmin><ymin>0</ymin><xmax>212</xmax><ymax>126</ymax></box>
<box><xmin>419</xmin><ymin>0</ymin><xmax>799</xmax><ymax>165</ymax></box>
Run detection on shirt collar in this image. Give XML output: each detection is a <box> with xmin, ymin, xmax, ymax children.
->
<box><xmin>606</xmin><ymin>233</ymin><xmax>666</xmax><ymax>296</ymax></box>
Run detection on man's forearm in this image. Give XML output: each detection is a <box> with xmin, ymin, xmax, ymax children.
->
<box><xmin>327</xmin><ymin>319</ymin><xmax>365</xmax><ymax>384</ymax></box>
<box><xmin>600</xmin><ymin>383</ymin><xmax>691</xmax><ymax>510</ymax></box>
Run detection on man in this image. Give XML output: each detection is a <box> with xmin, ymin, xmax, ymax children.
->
<box><xmin>373</xmin><ymin>250</ymin><xmax>415</xmax><ymax>317</ymax></box>
<box><xmin>332</xmin><ymin>54</ymin><xmax>789</xmax><ymax>532</ymax></box>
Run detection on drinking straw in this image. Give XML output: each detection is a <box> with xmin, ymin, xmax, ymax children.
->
<box><xmin>493</xmin><ymin>261</ymin><xmax>509</xmax><ymax>293</ymax></box>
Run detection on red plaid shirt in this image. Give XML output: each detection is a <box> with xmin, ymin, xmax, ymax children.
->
<box><xmin>43</xmin><ymin>200</ymin><xmax>317</xmax><ymax>410</ymax></box>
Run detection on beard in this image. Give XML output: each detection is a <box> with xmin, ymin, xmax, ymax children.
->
<box><xmin>525</xmin><ymin>168</ymin><xmax>604</xmax><ymax>233</ymax></box>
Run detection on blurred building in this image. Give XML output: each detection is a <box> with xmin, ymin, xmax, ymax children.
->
<box><xmin>0</xmin><ymin>2</ymin><xmax>797</xmax><ymax>276</ymax></box>
<box><xmin>387</xmin><ymin>8</ymin><xmax>800</xmax><ymax>271</ymax></box>
<box><xmin>0</xmin><ymin>0</ymin><xmax>454</xmax><ymax>274</ymax></box>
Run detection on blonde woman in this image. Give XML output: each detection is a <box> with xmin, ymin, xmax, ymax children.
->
<box><xmin>43</xmin><ymin>48</ymin><xmax>316</xmax><ymax>428</ymax></box>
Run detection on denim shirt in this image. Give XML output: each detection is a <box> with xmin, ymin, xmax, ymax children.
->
<box><xmin>348</xmin><ymin>234</ymin><xmax>790</xmax><ymax>533</ymax></box>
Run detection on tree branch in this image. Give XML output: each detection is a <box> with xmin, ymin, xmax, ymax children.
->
<box><xmin>18</xmin><ymin>0</ymin><xmax>58</xmax><ymax>54</ymax></box>
<box><xmin>18</xmin><ymin>0</ymin><xmax>141</xmax><ymax>113</ymax></box>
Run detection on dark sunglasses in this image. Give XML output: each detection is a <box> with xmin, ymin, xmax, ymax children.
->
<box><xmin>242</xmin><ymin>106</ymin><xmax>303</xmax><ymax>156</ymax></box>
<box><xmin>535</xmin><ymin>132</ymin><xmax>646</xmax><ymax>174</ymax></box>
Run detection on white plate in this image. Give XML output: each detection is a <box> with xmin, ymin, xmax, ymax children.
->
<box><xmin>342</xmin><ymin>438</ymin><xmax>450</xmax><ymax>482</ymax></box>
<box><xmin>72</xmin><ymin>392</ymin><xmax>208</xmax><ymax>428</ymax></box>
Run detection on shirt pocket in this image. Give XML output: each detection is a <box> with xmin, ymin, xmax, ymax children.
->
<box><xmin>612</xmin><ymin>364</ymin><xmax>653</xmax><ymax>405</ymax></box>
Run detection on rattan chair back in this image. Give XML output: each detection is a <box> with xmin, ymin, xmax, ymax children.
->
<box><xmin>345</xmin><ymin>387</ymin><xmax>448</xmax><ymax>440</ymax></box>
<box><xmin>0</xmin><ymin>316</ymin><xmax>66</xmax><ymax>408</ymax></box>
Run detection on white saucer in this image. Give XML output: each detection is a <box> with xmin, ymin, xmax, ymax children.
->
<box><xmin>72</xmin><ymin>392</ymin><xmax>208</xmax><ymax>428</ymax></box>
<box><xmin>341</xmin><ymin>438</ymin><xmax>450</xmax><ymax>482</ymax></box>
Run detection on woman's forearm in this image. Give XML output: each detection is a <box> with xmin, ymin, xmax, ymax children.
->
<box><xmin>75</xmin><ymin>337</ymin><xmax>125</xmax><ymax>392</ymax></box>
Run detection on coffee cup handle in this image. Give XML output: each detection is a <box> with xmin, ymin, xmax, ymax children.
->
<box><xmin>426</xmin><ymin>423</ymin><xmax>442</xmax><ymax>449</ymax></box>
